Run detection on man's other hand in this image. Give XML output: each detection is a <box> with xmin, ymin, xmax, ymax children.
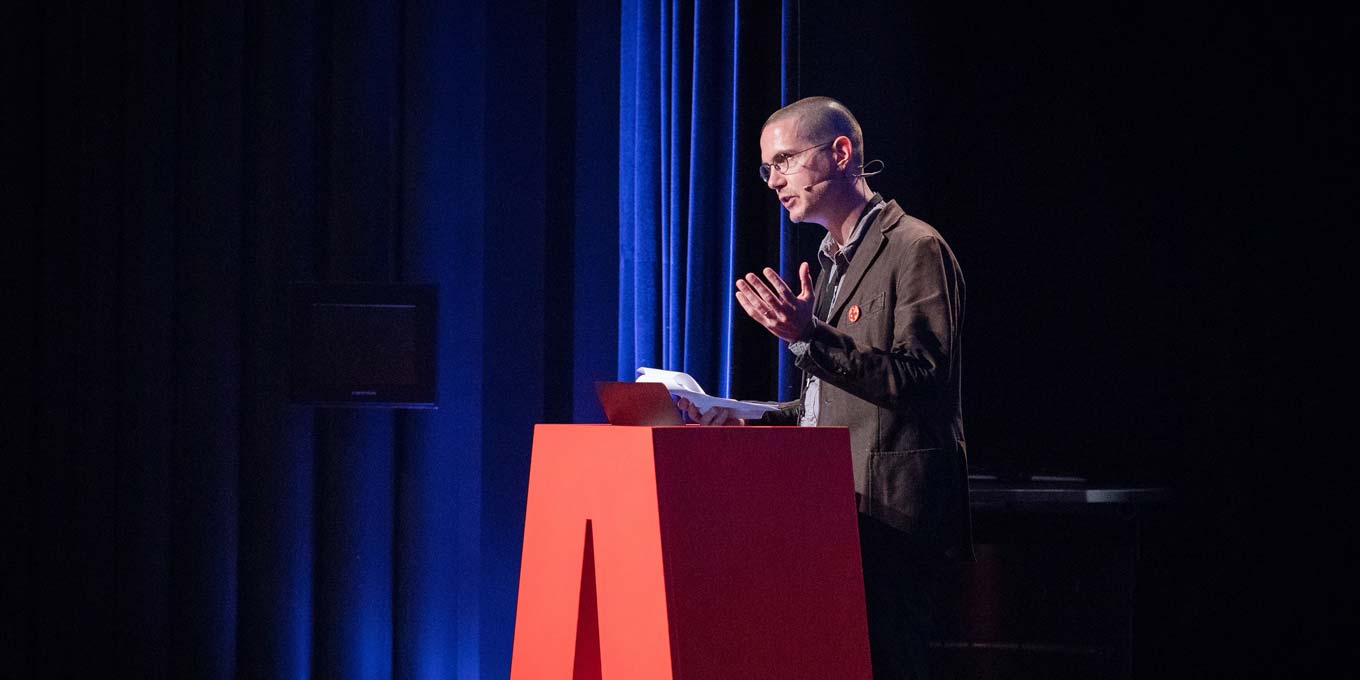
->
<box><xmin>676</xmin><ymin>397</ymin><xmax>746</xmax><ymax>426</ymax></box>
<box><xmin>735</xmin><ymin>262</ymin><xmax>815</xmax><ymax>343</ymax></box>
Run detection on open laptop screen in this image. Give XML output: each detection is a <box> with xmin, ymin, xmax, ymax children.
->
<box><xmin>594</xmin><ymin>381</ymin><xmax>684</xmax><ymax>426</ymax></box>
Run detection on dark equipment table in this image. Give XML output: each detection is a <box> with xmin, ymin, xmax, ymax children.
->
<box><xmin>929</xmin><ymin>478</ymin><xmax>1172</xmax><ymax>680</ymax></box>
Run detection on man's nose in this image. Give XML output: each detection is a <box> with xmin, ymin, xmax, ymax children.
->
<box><xmin>765</xmin><ymin>168</ymin><xmax>785</xmax><ymax>190</ymax></box>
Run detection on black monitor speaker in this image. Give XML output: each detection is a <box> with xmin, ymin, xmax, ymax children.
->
<box><xmin>288</xmin><ymin>282</ymin><xmax>437</xmax><ymax>408</ymax></box>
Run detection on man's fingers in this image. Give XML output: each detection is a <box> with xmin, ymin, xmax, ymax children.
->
<box><xmin>798</xmin><ymin>262</ymin><xmax>814</xmax><ymax>300</ymax></box>
<box><xmin>738</xmin><ymin>290</ymin><xmax>785</xmax><ymax>326</ymax></box>
<box><xmin>736</xmin><ymin>283</ymin><xmax>777</xmax><ymax>321</ymax></box>
<box><xmin>739</xmin><ymin>275</ymin><xmax>792</xmax><ymax>318</ymax></box>
<box><xmin>676</xmin><ymin>397</ymin><xmax>698</xmax><ymax>422</ymax></box>
<box><xmin>700</xmin><ymin>407</ymin><xmax>730</xmax><ymax>426</ymax></box>
<box><xmin>763</xmin><ymin>267</ymin><xmax>795</xmax><ymax>300</ymax></box>
<box><xmin>743</xmin><ymin>273</ymin><xmax>778</xmax><ymax>305</ymax></box>
<box><xmin>734</xmin><ymin>289</ymin><xmax>760</xmax><ymax>317</ymax></box>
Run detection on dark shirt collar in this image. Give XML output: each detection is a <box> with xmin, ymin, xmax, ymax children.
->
<box><xmin>817</xmin><ymin>193</ymin><xmax>885</xmax><ymax>271</ymax></box>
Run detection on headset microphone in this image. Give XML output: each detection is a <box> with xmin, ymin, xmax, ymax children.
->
<box><xmin>801</xmin><ymin>160</ymin><xmax>886</xmax><ymax>192</ymax></box>
<box><xmin>802</xmin><ymin>176</ymin><xmax>833</xmax><ymax>192</ymax></box>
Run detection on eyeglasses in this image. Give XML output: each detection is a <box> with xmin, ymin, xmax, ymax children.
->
<box><xmin>758</xmin><ymin>140</ymin><xmax>835</xmax><ymax>182</ymax></box>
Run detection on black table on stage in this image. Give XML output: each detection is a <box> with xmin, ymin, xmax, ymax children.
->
<box><xmin>928</xmin><ymin>478</ymin><xmax>1172</xmax><ymax>680</ymax></box>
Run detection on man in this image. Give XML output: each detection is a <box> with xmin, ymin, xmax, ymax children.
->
<box><xmin>678</xmin><ymin>96</ymin><xmax>972</xmax><ymax>680</ymax></box>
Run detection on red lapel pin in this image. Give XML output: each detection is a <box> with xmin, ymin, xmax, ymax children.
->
<box><xmin>847</xmin><ymin>305</ymin><xmax>861</xmax><ymax>323</ymax></box>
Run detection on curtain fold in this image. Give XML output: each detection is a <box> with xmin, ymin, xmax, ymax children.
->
<box><xmin>23</xmin><ymin>0</ymin><xmax>521</xmax><ymax>678</ymax></box>
<box><xmin>618</xmin><ymin>0</ymin><xmax>796</xmax><ymax>400</ymax></box>
<box><xmin>24</xmin><ymin>0</ymin><xmax>792</xmax><ymax>677</ymax></box>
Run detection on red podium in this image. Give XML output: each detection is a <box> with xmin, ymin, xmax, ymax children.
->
<box><xmin>510</xmin><ymin>425</ymin><xmax>872</xmax><ymax>680</ymax></box>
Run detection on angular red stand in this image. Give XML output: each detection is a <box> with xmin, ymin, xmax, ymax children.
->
<box><xmin>510</xmin><ymin>425</ymin><xmax>872</xmax><ymax>680</ymax></box>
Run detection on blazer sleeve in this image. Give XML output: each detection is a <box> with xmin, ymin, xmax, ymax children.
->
<box><xmin>793</xmin><ymin>234</ymin><xmax>960</xmax><ymax>410</ymax></box>
<box><xmin>754</xmin><ymin>398</ymin><xmax>802</xmax><ymax>426</ymax></box>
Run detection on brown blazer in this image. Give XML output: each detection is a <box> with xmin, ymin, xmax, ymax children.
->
<box><xmin>759</xmin><ymin>199</ymin><xmax>973</xmax><ymax>562</ymax></box>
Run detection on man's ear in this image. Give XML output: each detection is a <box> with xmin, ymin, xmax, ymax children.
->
<box><xmin>832</xmin><ymin>135</ymin><xmax>854</xmax><ymax>171</ymax></box>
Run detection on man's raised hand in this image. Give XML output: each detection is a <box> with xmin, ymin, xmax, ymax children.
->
<box><xmin>734</xmin><ymin>262</ymin><xmax>815</xmax><ymax>343</ymax></box>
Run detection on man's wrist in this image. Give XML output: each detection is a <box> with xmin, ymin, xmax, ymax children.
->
<box><xmin>788</xmin><ymin>318</ymin><xmax>816</xmax><ymax>356</ymax></box>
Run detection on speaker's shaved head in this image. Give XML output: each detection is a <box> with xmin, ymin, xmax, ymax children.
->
<box><xmin>763</xmin><ymin>96</ymin><xmax>865</xmax><ymax>169</ymax></box>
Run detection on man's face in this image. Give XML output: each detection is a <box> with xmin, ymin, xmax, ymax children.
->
<box><xmin>760</xmin><ymin>116</ymin><xmax>833</xmax><ymax>225</ymax></box>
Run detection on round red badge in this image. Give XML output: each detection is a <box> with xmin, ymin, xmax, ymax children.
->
<box><xmin>847</xmin><ymin>305</ymin><xmax>861</xmax><ymax>323</ymax></box>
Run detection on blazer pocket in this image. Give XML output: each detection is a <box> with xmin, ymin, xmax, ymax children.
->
<box><xmin>843</xmin><ymin>291</ymin><xmax>886</xmax><ymax>340</ymax></box>
<box><xmin>868</xmin><ymin>448</ymin><xmax>948</xmax><ymax>537</ymax></box>
<box><xmin>854</xmin><ymin>291</ymin><xmax>885</xmax><ymax>318</ymax></box>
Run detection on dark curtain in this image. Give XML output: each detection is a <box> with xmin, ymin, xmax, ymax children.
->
<box><xmin>14</xmin><ymin>0</ymin><xmax>619</xmax><ymax>677</ymax></box>
<box><xmin>618</xmin><ymin>0</ymin><xmax>803</xmax><ymax>402</ymax></box>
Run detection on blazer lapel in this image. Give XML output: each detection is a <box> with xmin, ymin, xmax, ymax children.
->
<box><xmin>827</xmin><ymin>202</ymin><xmax>902</xmax><ymax>324</ymax></box>
<box><xmin>811</xmin><ymin>262</ymin><xmax>832</xmax><ymax>320</ymax></box>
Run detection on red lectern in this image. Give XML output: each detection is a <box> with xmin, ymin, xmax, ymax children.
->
<box><xmin>510</xmin><ymin>425</ymin><xmax>872</xmax><ymax>680</ymax></box>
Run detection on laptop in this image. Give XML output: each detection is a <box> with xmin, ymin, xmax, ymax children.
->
<box><xmin>594</xmin><ymin>381</ymin><xmax>685</xmax><ymax>426</ymax></box>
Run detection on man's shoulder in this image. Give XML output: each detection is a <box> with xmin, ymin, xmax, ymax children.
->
<box><xmin>877</xmin><ymin>202</ymin><xmax>948</xmax><ymax>247</ymax></box>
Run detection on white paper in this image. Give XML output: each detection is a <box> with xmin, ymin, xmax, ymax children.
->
<box><xmin>635</xmin><ymin>367</ymin><xmax>781</xmax><ymax>420</ymax></box>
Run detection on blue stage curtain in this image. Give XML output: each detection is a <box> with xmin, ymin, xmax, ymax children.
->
<box><xmin>619</xmin><ymin>0</ymin><xmax>800</xmax><ymax>400</ymax></box>
<box><xmin>20</xmin><ymin>0</ymin><xmax>785</xmax><ymax>677</ymax></box>
<box><xmin>20</xmin><ymin>1</ymin><xmax>490</xmax><ymax>678</ymax></box>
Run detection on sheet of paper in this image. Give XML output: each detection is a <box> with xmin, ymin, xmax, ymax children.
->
<box><xmin>635</xmin><ymin>367</ymin><xmax>781</xmax><ymax>420</ymax></box>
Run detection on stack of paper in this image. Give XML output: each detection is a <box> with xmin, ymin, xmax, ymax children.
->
<box><xmin>635</xmin><ymin>367</ymin><xmax>781</xmax><ymax>420</ymax></box>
